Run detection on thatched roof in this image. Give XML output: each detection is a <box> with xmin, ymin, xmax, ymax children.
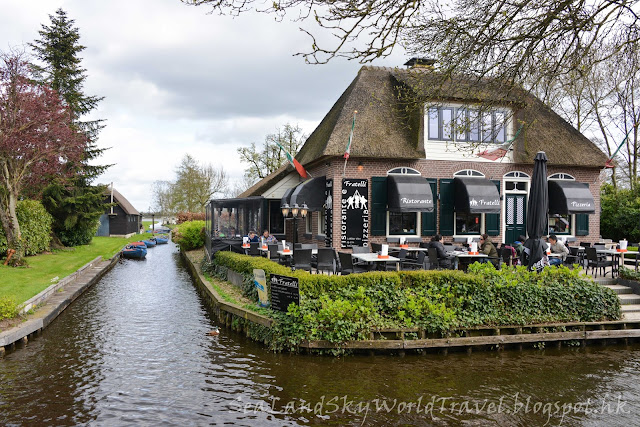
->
<box><xmin>294</xmin><ymin>66</ymin><xmax>608</xmax><ymax>168</ymax></box>
<box><xmin>106</xmin><ymin>188</ymin><xmax>140</xmax><ymax>216</ymax></box>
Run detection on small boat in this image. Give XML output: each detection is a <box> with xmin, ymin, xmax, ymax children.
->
<box><xmin>142</xmin><ymin>239</ymin><xmax>156</xmax><ymax>247</ymax></box>
<box><xmin>129</xmin><ymin>241</ymin><xmax>147</xmax><ymax>248</ymax></box>
<box><xmin>122</xmin><ymin>244</ymin><xmax>147</xmax><ymax>259</ymax></box>
<box><xmin>154</xmin><ymin>236</ymin><xmax>169</xmax><ymax>244</ymax></box>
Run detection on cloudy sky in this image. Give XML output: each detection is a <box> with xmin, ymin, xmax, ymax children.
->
<box><xmin>0</xmin><ymin>0</ymin><xmax>406</xmax><ymax>211</ymax></box>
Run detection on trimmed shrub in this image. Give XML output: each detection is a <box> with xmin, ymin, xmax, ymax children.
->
<box><xmin>0</xmin><ymin>200</ymin><xmax>53</xmax><ymax>256</ymax></box>
<box><xmin>0</xmin><ymin>297</ymin><xmax>19</xmax><ymax>321</ymax></box>
<box><xmin>207</xmin><ymin>251</ymin><xmax>622</xmax><ymax>350</ymax></box>
<box><xmin>176</xmin><ymin>212</ymin><xmax>206</xmax><ymax>224</ymax></box>
<box><xmin>172</xmin><ymin>220</ymin><xmax>205</xmax><ymax>250</ymax></box>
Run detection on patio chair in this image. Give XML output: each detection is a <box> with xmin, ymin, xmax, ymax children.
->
<box><xmin>315</xmin><ymin>248</ymin><xmax>336</xmax><ymax>275</ymax></box>
<box><xmin>419</xmin><ymin>241</ymin><xmax>430</xmax><ymax>249</ymax></box>
<box><xmin>292</xmin><ymin>249</ymin><xmax>312</xmax><ymax>272</ymax></box>
<box><xmin>370</xmin><ymin>242</ymin><xmax>382</xmax><ymax>253</ymax></box>
<box><xmin>337</xmin><ymin>252</ymin><xmax>367</xmax><ymax>275</ymax></box>
<box><xmin>248</xmin><ymin>242</ymin><xmax>260</xmax><ymax>256</ymax></box>
<box><xmin>351</xmin><ymin>245</ymin><xmax>369</xmax><ymax>254</ymax></box>
<box><xmin>267</xmin><ymin>244</ymin><xmax>280</xmax><ymax>262</ymax></box>
<box><xmin>385</xmin><ymin>248</ymin><xmax>407</xmax><ymax>270</ymax></box>
<box><xmin>585</xmin><ymin>247</ymin><xmax>613</xmax><ymax>278</ymax></box>
<box><xmin>579</xmin><ymin>242</ymin><xmax>591</xmax><ymax>248</ymax></box>
<box><xmin>565</xmin><ymin>246</ymin><xmax>581</xmax><ymax>268</ymax></box>
<box><xmin>402</xmin><ymin>251</ymin><xmax>426</xmax><ymax>270</ymax></box>
<box><xmin>500</xmin><ymin>247</ymin><xmax>513</xmax><ymax>268</ymax></box>
<box><xmin>427</xmin><ymin>247</ymin><xmax>440</xmax><ymax>270</ymax></box>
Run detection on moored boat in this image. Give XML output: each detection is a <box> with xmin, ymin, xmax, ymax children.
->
<box><xmin>142</xmin><ymin>239</ymin><xmax>156</xmax><ymax>247</ymax></box>
<box><xmin>122</xmin><ymin>244</ymin><xmax>147</xmax><ymax>259</ymax></box>
<box><xmin>154</xmin><ymin>236</ymin><xmax>169</xmax><ymax>244</ymax></box>
<box><xmin>129</xmin><ymin>241</ymin><xmax>147</xmax><ymax>248</ymax></box>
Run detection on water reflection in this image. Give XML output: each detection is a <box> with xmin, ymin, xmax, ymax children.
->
<box><xmin>0</xmin><ymin>243</ymin><xmax>639</xmax><ymax>425</ymax></box>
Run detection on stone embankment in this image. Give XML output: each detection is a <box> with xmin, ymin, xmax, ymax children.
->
<box><xmin>0</xmin><ymin>255</ymin><xmax>119</xmax><ymax>356</ymax></box>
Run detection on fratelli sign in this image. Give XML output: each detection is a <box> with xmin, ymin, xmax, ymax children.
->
<box><xmin>341</xmin><ymin>178</ymin><xmax>369</xmax><ymax>248</ymax></box>
<box><xmin>469</xmin><ymin>198</ymin><xmax>500</xmax><ymax>208</ymax></box>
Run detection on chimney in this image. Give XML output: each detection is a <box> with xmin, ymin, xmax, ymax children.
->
<box><xmin>404</xmin><ymin>58</ymin><xmax>436</xmax><ymax>69</ymax></box>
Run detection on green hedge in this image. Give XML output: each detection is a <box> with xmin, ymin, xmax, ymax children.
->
<box><xmin>0</xmin><ymin>200</ymin><xmax>53</xmax><ymax>256</ymax></box>
<box><xmin>172</xmin><ymin>220</ymin><xmax>205</xmax><ymax>250</ymax></box>
<box><xmin>206</xmin><ymin>251</ymin><xmax>621</xmax><ymax>350</ymax></box>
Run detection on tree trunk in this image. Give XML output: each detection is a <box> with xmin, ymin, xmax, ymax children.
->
<box><xmin>0</xmin><ymin>191</ymin><xmax>24</xmax><ymax>265</ymax></box>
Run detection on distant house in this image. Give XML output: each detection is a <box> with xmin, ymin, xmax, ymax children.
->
<box><xmin>96</xmin><ymin>188</ymin><xmax>142</xmax><ymax>238</ymax></box>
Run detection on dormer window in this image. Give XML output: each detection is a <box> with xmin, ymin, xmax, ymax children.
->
<box><xmin>427</xmin><ymin>105</ymin><xmax>508</xmax><ymax>144</ymax></box>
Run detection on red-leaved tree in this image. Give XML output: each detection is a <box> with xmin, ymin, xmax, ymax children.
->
<box><xmin>0</xmin><ymin>51</ymin><xmax>85</xmax><ymax>264</ymax></box>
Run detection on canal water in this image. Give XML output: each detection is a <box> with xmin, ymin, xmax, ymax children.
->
<box><xmin>1</xmin><ymin>243</ymin><xmax>639</xmax><ymax>426</ymax></box>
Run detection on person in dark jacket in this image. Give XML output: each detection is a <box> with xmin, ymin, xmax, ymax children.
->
<box><xmin>428</xmin><ymin>234</ymin><xmax>454</xmax><ymax>269</ymax></box>
<box><xmin>480</xmin><ymin>233</ymin><xmax>499</xmax><ymax>267</ymax></box>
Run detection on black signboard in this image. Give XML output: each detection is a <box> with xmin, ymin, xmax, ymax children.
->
<box><xmin>269</xmin><ymin>274</ymin><xmax>300</xmax><ymax>312</ymax></box>
<box><xmin>325</xmin><ymin>178</ymin><xmax>333</xmax><ymax>246</ymax></box>
<box><xmin>341</xmin><ymin>178</ymin><xmax>369</xmax><ymax>249</ymax></box>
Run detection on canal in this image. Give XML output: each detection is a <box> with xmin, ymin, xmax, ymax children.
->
<box><xmin>1</xmin><ymin>242</ymin><xmax>639</xmax><ymax>425</ymax></box>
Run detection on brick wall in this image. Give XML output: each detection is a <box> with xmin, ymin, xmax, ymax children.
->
<box><xmin>286</xmin><ymin>158</ymin><xmax>603</xmax><ymax>249</ymax></box>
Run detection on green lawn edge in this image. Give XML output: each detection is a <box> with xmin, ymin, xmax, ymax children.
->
<box><xmin>0</xmin><ymin>234</ymin><xmax>156</xmax><ymax>304</ymax></box>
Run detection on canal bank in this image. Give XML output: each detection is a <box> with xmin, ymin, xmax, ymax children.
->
<box><xmin>0</xmin><ymin>254</ymin><xmax>120</xmax><ymax>355</ymax></box>
<box><xmin>186</xmin><ymin>250</ymin><xmax>640</xmax><ymax>355</ymax></box>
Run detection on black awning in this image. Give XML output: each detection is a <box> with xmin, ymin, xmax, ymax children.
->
<box><xmin>548</xmin><ymin>180</ymin><xmax>595</xmax><ymax>214</ymax></box>
<box><xmin>387</xmin><ymin>175</ymin><xmax>434</xmax><ymax>212</ymax></box>
<box><xmin>280</xmin><ymin>187</ymin><xmax>295</xmax><ymax>208</ymax></box>
<box><xmin>289</xmin><ymin>176</ymin><xmax>326</xmax><ymax>211</ymax></box>
<box><xmin>454</xmin><ymin>177</ymin><xmax>501</xmax><ymax>213</ymax></box>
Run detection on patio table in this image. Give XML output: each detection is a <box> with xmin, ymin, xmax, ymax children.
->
<box><xmin>351</xmin><ymin>253</ymin><xmax>401</xmax><ymax>271</ymax></box>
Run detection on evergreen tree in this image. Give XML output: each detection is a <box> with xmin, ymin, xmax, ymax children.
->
<box><xmin>30</xmin><ymin>9</ymin><xmax>110</xmax><ymax>246</ymax></box>
<box><xmin>30</xmin><ymin>8</ymin><xmax>109</xmax><ymax>181</ymax></box>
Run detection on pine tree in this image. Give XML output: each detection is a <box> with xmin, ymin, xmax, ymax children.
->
<box><xmin>30</xmin><ymin>8</ymin><xmax>109</xmax><ymax>181</ymax></box>
<box><xmin>30</xmin><ymin>9</ymin><xmax>110</xmax><ymax>246</ymax></box>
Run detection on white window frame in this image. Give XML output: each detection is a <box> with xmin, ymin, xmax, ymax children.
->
<box><xmin>305</xmin><ymin>213</ymin><xmax>313</xmax><ymax>234</ymax></box>
<box><xmin>548</xmin><ymin>173</ymin><xmax>576</xmax><ymax>237</ymax></box>
<box><xmin>387</xmin><ymin>211</ymin><xmax>421</xmax><ymax>237</ymax></box>
<box><xmin>318</xmin><ymin>209</ymin><xmax>326</xmax><ymax>236</ymax></box>
<box><xmin>452</xmin><ymin>169</ymin><xmax>487</xmax><ymax>237</ymax></box>
<box><xmin>427</xmin><ymin>105</ymin><xmax>510</xmax><ymax>144</ymax></box>
<box><xmin>453</xmin><ymin>169</ymin><xmax>485</xmax><ymax>178</ymax></box>
<box><xmin>386</xmin><ymin>167</ymin><xmax>422</xmax><ymax>237</ymax></box>
<box><xmin>453</xmin><ymin>212</ymin><xmax>484</xmax><ymax>237</ymax></box>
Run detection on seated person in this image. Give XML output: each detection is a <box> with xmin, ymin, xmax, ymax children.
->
<box><xmin>548</xmin><ymin>234</ymin><xmax>568</xmax><ymax>266</ymax></box>
<box><xmin>479</xmin><ymin>234</ymin><xmax>499</xmax><ymax>267</ymax></box>
<box><xmin>247</xmin><ymin>230</ymin><xmax>260</xmax><ymax>243</ymax></box>
<box><xmin>428</xmin><ymin>234</ymin><xmax>455</xmax><ymax>269</ymax></box>
<box><xmin>513</xmin><ymin>235</ymin><xmax>526</xmax><ymax>257</ymax></box>
<box><xmin>262</xmin><ymin>229</ymin><xmax>278</xmax><ymax>244</ymax></box>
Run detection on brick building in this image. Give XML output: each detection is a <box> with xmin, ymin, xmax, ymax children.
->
<box><xmin>206</xmin><ymin>61</ymin><xmax>606</xmax><ymax>255</ymax></box>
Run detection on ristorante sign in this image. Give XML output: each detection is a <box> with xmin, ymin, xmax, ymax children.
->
<box><xmin>341</xmin><ymin>178</ymin><xmax>369</xmax><ymax>248</ymax></box>
<box><xmin>325</xmin><ymin>178</ymin><xmax>333</xmax><ymax>246</ymax></box>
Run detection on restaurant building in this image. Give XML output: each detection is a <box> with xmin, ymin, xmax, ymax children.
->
<box><xmin>206</xmin><ymin>60</ymin><xmax>606</xmax><ymax>257</ymax></box>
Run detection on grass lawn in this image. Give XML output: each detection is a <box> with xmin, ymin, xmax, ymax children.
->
<box><xmin>0</xmin><ymin>233</ymin><xmax>155</xmax><ymax>304</ymax></box>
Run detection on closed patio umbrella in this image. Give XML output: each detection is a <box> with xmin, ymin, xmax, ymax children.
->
<box><xmin>523</xmin><ymin>151</ymin><xmax>549</xmax><ymax>270</ymax></box>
